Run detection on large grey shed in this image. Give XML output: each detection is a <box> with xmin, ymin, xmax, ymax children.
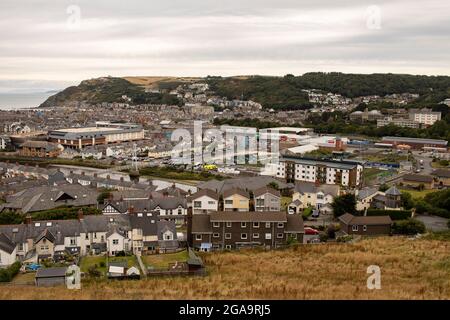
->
<box><xmin>35</xmin><ymin>267</ymin><xmax>67</xmax><ymax>287</ymax></box>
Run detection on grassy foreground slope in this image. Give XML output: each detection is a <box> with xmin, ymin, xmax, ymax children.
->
<box><xmin>1</xmin><ymin>237</ymin><xmax>449</xmax><ymax>300</ymax></box>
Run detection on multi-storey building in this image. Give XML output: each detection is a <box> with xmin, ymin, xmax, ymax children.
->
<box><xmin>377</xmin><ymin>117</ymin><xmax>420</xmax><ymax>128</ymax></box>
<box><xmin>409</xmin><ymin>109</ymin><xmax>441</xmax><ymax>126</ymax></box>
<box><xmin>191</xmin><ymin>211</ymin><xmax>304</xmax><ymax>251</ymax></box>
<box><xmin>276</xmin><ymin>157</ymin><xmax>363</xmax><ymax>188</ymax></box>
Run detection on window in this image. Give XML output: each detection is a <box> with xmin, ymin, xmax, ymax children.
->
<box><xmin>241</xmin><ymin>222</ymin><xmax>247</xmax><ymax>228</ymax></box>
<box><xmin>277</xmin><ymin>233</ymin><xmax>284</xmax><ymax>239</ymax></box>
<box><xmin>241</xmin><ymin>233</ymin><xmax>248</xmax><ymax>240</ymax></box>
<box><xmin>178</xmin><ymin>208</ymin><xmax>183</xmax><ymax>215</ymax></box>
<box><xmin>94</xmin><ymin>233</ymin><xmax>97</xmax><ymax>239</ymax></box>
<box><xmin>18</xmin><ymin>243</ymin><xmax>24</xmax><ymax>251</ymax></box>
<box><xmin>225</xmin><ymin>233</ymin><xmax>231</xmax><ymax>239</ymax></box>
<box><xmin>239</xmin><ymin>200</ymin><xmax>247</xmax><ymax>205</ymax></box>
<box><xmin>193</xmin><ymin>201</ymin><xmax>202</xmax><ymax>208</ymax></box>
<box><xmin>265</xmin><ymin>233</ymin><xmax>272</xmax><ymax>240</ymax></box>
<box><xmin>256</xmin><ymin>199</ymin><xmax>264</xmax><ymax>206</ymax></box>
<box><xmin>195</xmin><ymin>234</ymin><xmax>202</xmax><ymax>241</ymax></box>
<box><xmin>112</xmin><ymin>239</ymin><xmax>119</xmax><ymax>245</ymax></box>
<box><xmin>213</xmin><ymin>233</ymin><xmax>220</xmax><ymax>238</ymax></box>
<box><xmin>265</xmin><ymin>222</ymin><xmax>271</xmax><ymax>228</ymax></box>
<box><xmin>363</xmin><ymin>225</ymin><xmax>367</xmax><ymax>232</ymax></box>
<box><xmin>213</xmin><ymin>222</ymin><xmax>220</xmax><ymax>228</ymax></box>
<box><xmin>226</xmin><ymin>222</ymin><xmax>232</xmax><ymax>228</ymax></box>
<box><xmin>253</xmin><ymin>233</ymin><xmax>260</xmax><ymax>239</ymax></box>
<box><xmin>40</xmin><ymin>245</ymin><xmax>49</xmax><ymax>251</ymax></box>
<box><xmin>85</xmin><ymin>234</ymin><xmax>89</xmax><ymax>240</ymax></box>
<box><xmin>277</xmin><ymin>223</ymin><xmax>284</xmax><ymax>228</ymax></box>
<box><xmin>253</xmin><ymin>222</ymin><xmax>260</xmax><ymax>228</ymax></box>
<box><xmin>225</xmin><ymin>200</ymin><xmax>233</xmax><ymax>205</ymax></box>
<box><xmin>208</xmin><ymin>201</ymin><xmax>215</xmax><ymax>205</ymax></box>
<box><xmin>352</xmin><ymin>225</ymin><xmax>358</xmax><ymax>232</ymax></box>
<box><xmin>70</xmin><ymin>237</ymin><xmax>76</xmax><ymax>246</ymax></box>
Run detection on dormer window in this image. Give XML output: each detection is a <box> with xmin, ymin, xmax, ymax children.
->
<box><xmin>35</xmin><ymin>222</ymin><xmax>41</xmax><ymax>227</ymax></box>
<box><xmin>46</xmin><ymin>222</ymin><xmax>52</xmax><ymax>227</ymax></box>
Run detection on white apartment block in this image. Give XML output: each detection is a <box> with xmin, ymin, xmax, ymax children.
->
<box><xmin>276</xmin><ymin>157</ymin><xmax>363</xmax><ymax>188</ymax></box>
<box><xmin>409</xmin><ymin>109</ymin><xmax>441</xmax><ymax>126</ymax></box>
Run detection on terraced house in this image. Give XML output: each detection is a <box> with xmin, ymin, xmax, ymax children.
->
<box><xmin>0</xmin><ymin>211</ymin><xmax>178</xmax><ymax>268</ymax></box>
<box><xmin>191</xmin><ymin>211</ymin><xmax>304</xmax><ymax>251</ymax></box>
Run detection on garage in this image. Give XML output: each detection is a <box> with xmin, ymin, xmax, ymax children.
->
<box><xmin>35</xmin><ymin>267</ymin><xmax>67</xmax><ymax>287</ymax></box>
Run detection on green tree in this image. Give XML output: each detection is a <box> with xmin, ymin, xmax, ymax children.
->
<box><xmin>332</xmin><ymin>194</ymin><xmax>357</xmax><ymax>217</ymax></box>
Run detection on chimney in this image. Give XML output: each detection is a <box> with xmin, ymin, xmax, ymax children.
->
<box><xmin>78</xmin><ymin>208</ymin><xmax>84</xmax><ymax>220</ymax></box>
<box><xmin>25</xmin><ymin>215</ymin><xmax>32</xmax><ymax>225</ymax></box>
<box><xmin>120</xmin><ymin>177</ymin><xmax>124</xmax><ymax>182</ymax></box>
<box><xmin>81</xmin><ymin>171</ymin><xmax>85</xmax><ymax>176</ymax></box>
<box><xmin>128</xmin><ymin>205</ymin><xmax>135</xmax><ymax>215</ymax></box>
<box><xmin>186</xmin><ymin>207</ymin><xmax>193</xmax><ymax>247</ymax></box>
<box><xmin>106</xmin><ymin>175</ymin><xmax>111</xmax><ymax>180</ymax></box>
<box><xmin>148</xmin><ymin>193</ymin><xmax>153</xmax><ymax>200</ymax></box>
<box><xmin>93</xmin><ymin>173</ymin><xmax>97</xmax><ymax>178</ymax></box>
<box><xmin>163</xmin><ymin>191</ymin><xmax>169</xmax><ymax>197</ymax></box>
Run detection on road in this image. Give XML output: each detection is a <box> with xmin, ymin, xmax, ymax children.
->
<box><xmin>415</xmin><ymin>214</ymin><xmax>449</xmax><ymax>232</ymax></box>
<box><xmin>412</xmin><ymin>152</ymin><xmax>433</xmax><ymax>175</ymax></box>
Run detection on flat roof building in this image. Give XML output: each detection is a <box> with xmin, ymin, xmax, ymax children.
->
<box><xmin>48</xmin><ymin>121</ymin><xmax>144</xmax><ymax>149</ymax></box>
<box><xmin>381</xmin><ymin>136</ymin><xmax>448</xmax><ymax>151</ymax></box>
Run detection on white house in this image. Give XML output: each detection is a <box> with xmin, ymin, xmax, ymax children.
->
<box><xmin>106</xmin><ymin>229</ymin><xmax>130</xmax><ymax>256</ymax></box>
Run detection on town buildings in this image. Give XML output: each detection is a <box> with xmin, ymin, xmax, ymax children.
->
<box><xmin>409</xmin><ymin>108</ymin><xmax>441</xmax><ymax>126</ymax></box>
<box><xmin>18</xmin><ymin>141</ymin><xmax>62</xmax><ymax>158</ymax></box>
<box><xmin>276</xmin><ymin>156</ymin><xmax>363</xmax><ymax>188</ymax></box>
<box><xmin>48</xmin><ymin>121</ymin><xmax>144</xmax><ymax>150</ymax></box>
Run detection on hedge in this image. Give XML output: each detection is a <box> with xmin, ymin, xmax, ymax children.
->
<box><xmin>366</xmin><ymin>209</ymin><xmax>412</xmax><ymax>221</ymax></box>
<box><xmin>392</xmin><ymin>219</ymin><xmax>426</xmax><ymax>235</ymax></box>
<box><xmin>0</xmin><ymin>261</ymin><xmax>21</xmax><ymax>282</ymax></box>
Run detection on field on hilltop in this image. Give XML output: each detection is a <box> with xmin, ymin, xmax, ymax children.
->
<box><xmin>1</xmin><ymin>236</ymin><xmax>450</xmax><ymax>300</ymax></box>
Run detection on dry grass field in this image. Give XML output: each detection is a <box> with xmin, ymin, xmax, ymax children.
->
<box><xmin>1</xmin><ymin>236</ymin><xmax>450</xmax><ymax>300</ymax></box>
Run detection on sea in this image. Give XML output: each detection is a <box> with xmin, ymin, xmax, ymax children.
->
<box><xmin>0</xmin><ymin>92</ymin><xmax>56</xmax><ymax>110</ymax></box>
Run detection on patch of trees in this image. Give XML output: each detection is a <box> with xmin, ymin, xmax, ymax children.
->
<box><xmin>415</xmin><ymin>189</ymin><xmax>450</xmax><ymax>219</ymax></box>
<box><xmin>0</xmin><ymin>207</ymin><xmax>102</xmax><ymax>225</ymax></box>
<box><xmin>0</xmin><ymin>262</ymin><xmax>21</xmax><ymax>282</ymax></box>
<box><xmin>332</xmin><ymin>194</ymin><xmax>357</xmax><ymax>217</ymax></box>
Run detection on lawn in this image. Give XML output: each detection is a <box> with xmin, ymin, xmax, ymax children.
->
<box><xmin>108</xmin><ymin>256</ymin><xmax>138</xmax><ymax>268</ymax></box>
<box><xmin>142</xmin><ymin>250</ymin><xmax>189</xmax><ymax>269</ymax></box>
<box><xmin>362</xmin><ymin>168</ymin><xmax>382</xmax><ymax>183</ymax></box>
<box><xmin>80</xmin><ymin>256</ymin><xmax>107</xmax><ymax>274</ymax></box>
<box><xmin>400</xmin><ymin>188</ymin><xmax>436</xmax><ymax>199</ymax></box>
<box><xmin>1</xmin><ymin>237</ymin><xmax>450</xmax><ymax>299</ymax></box>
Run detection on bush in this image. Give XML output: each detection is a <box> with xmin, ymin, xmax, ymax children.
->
<box><xmin>327</xmin><ymin>224</ymin><xmax>336</xmax><ymax>239</ymax></box>
<box><xmin>392</xmin><ymin>219</ymin><xmax>426</xmax><ymax>235</ymax></box>
<box><xmin>366</xmin><ymin>209</ymin><xmax>412</xmax><ymax>220</ymax></box>
<box><xmin>87</xmin><ymin>266</ymin><xmax>101</xmax><ymax>278</ymax></box>
<box><xmin>99</xmin><ymin>261</ymin><xmax>106</xmax><ymax>268</ymax></box>
<box><xmin>0</xmin><ymin>262</ymin><xmax>21</xmax><ymax>282</ymax></box>
<box><xmin>319</xmin><ymin>233</ymin><xmax>329</xmax><ymax>242</ymax></box>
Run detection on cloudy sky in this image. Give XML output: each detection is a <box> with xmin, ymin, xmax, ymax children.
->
<box><xmin>0</xmin><ymin>0</ymin><xmax>449</xmax><ymax>92</ymax></box>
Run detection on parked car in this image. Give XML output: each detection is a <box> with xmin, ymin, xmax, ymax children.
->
<box><xmin>304</xmin><ymin>227</ymin><xmax>320</xmax><ymax>235</ymax></box>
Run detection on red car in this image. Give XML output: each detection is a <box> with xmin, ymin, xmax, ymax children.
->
<box><xmin>304</xmin><ymin>227</ymin><xmax>320</xmax><ymax>235</ymax></box>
